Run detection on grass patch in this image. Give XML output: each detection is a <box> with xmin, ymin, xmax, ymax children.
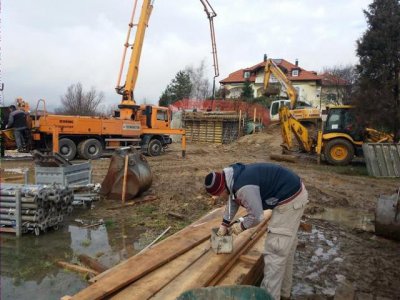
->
<box><xmin>309</xmin><ymin>162</ymin><xmax>369</xmax><ymax>176</ymax></box>
<box><xmin>137</xmin><ymin>204</ymin><xmax>157</xmax><ymax>215</ymax></box>
<box><xmin>104</xmin><ymin>219</ymin><xmax>115</xmax><ymax>228</ymax></box>
<box><xmin>80</xmin><ymin>239</ymin><xmax>91</xmax><ymax>247</ymax></box>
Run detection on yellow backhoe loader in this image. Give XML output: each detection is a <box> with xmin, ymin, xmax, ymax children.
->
<box><xmin>279</xmin><ymin>105</ymin><xmax>394</xmax><ymax>165</ymax></box>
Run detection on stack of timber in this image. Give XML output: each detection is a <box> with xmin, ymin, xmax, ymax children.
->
<box><xmin>65</xmin><ymin>208</ymin><xmax>269</xmax><ymax>300</ymax></box>
<box><xmin>182</xmin><ymin>111</ymin><xmax>245</xmax><ymax>144</ymax></box>
<box><xmin>0</xmin><ymin>183</ymin><xmax>73</xmax><ymax>236</ymax></box>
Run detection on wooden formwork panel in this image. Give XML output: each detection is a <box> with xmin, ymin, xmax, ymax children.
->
<box><xmin>183</xmin><ymin>119</ymin><xmax>241</xmax><ymax>144</ymax></box>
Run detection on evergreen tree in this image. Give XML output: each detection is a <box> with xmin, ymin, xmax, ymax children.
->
<box><xmin>241</xmin><ymin>80</ymin><xmax>254</xmax><ymax>101</ymax></box>
<box><xmin>159</xmin><ymin>71</ymin><xmax>192</xmax><ymax>106</ymax></box>
<box><xmin>354</xmin><ymin>0</ymin><xmax>400</xmax><ymax>140</ymax></box>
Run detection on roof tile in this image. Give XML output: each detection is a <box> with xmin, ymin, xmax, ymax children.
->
<box><xmin>220</xmin><ymin>59</ymin><xmax>321</xmax><ymax>84</ymax></box>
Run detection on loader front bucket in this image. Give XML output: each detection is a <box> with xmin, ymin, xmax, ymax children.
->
<box><xmin>100</xmin><ymin>147</ymin><xmax>152</xmax><ymax>200</ymax></box>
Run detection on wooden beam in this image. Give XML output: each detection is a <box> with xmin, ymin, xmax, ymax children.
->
<box><xmin>56</xmin><ymin>261</ymin><xmax>99</xmax><ymax>276</ymax></box>
<box><xmin>270</xmin><ymin>154</ymin><xmax>297</xmax><ymax>163</ymax></box>
<box><xmin>220</xmin><ymin>237</ymin><xmax>265</xmax><ymax>286</ymax></box>
<box><xmin>206</xmin><ymin>216</ymin><xmax>270</xmax><ymax>286</ymax></box>
<box><xmin>110</xmin><ymin>241</ymin><xmax>210</xmax><ymax>300</ymax></box>
<box><xmin>70</xmin><ymin>208</ymin><xmax>225</xmax><ymax>300</ymax></box>
<box><xmin>239</xmin><ymin>254</ymin><xmax>259</xmax><ymax>265</ymax></box>
<box><xmin>152</xmin><ymin>211</ymin><xmax>271</xmax><ymax>299</ymax></box>
<box><xmin>78</xmin><ymin>254</ymin><xmax>108</xmax><ymax>273</ymax></box>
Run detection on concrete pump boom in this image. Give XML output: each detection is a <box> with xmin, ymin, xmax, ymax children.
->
<box><xmin>199</xmin><ymin>0</ymin><xmax>219</xmax><ymax>98</ymax></box>
<box><xmin>116</xmin><ymin>0</ymin><xmax>219</xmax><ymax>119</ymax></box>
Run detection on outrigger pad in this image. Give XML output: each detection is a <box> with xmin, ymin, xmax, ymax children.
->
<box><xmin>99</xmin><ymin>146</ymin><xmax>153</xmax><ymax>200</ymax></box>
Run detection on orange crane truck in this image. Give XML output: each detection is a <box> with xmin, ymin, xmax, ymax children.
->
<box><xmin>2</xmin><ymin>0</ymin><xmax>220</xmax><ymax>160</ymax></box>
<box><xmin>23</xmin><ymin>0</ymin><xmax>187</xmax><ymax>161</ymax></box>
<box><xmin>2</xmin><ymin>0</ymin><xmax>221</xmax><ymax>160</ymax></box>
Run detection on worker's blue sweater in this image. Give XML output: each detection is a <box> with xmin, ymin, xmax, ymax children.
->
<box><xmin>230</xmin><ymin>162</ymin><xmax>301</xmax><ymax>209</ymax></box>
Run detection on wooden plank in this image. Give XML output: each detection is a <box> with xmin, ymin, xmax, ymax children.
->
<box><xmin>78</xmin><ymin>254</ymin><xmax>108</xmax><ymax>273</ymax></box>
<box><xmin>239</xmin><ymin>254</ymin><xmax>259</xmax><ymax>265</ymax></box>
<box><xmin>151</xmin><ymin>233</ymin><xmax>252</xmax><ymax>299</ymax></box>
<box><xmin>219</xmin><ymin>236</ymin><xmax>265</xmax><ymax>286</ymax></box>
<box><xmin>56</xmin><ymin>261</ymin><xmax>98</xmax><ymax>276</ymax></box>
<box><xmin>71</xmin><ymin>208</ymin><xmax>225</xmax><ymax>300</ymax></box>
<box><xmin>270</xmin><ymin>154</ymin><xmax>297</xmax><ymax>163</ymax></box>
<box><xmin>206</xmin><ymin>215</ymin><xmax>270</xmax><ymax>286</ymax></box>
<box><xmin>90</xmin><ymin>208</ymin><xmax>225</xmax><ymax>284</ymax></box>
<box><xmin>110</xmin><ymin>241</ymin><xmax>210</xmax><ymax>300</ymax></box>
<box><xmin>152</xmin><ymin>213</ymin><xmax>270</xmax><ymax>299</ymax></box>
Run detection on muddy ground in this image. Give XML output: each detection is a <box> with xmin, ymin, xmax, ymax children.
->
<box><xmin>1</xmin><ymin>126</ymin><xmax>399</xmax><ymax>299</ymax></box>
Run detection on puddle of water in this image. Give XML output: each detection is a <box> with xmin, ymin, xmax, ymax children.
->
<box><xmin>308</xmin><ymin>207</ymin><xmax>374</xmax><ymax>232</ymax></box>
<box><xmin>294</xmin><ymin>225</ymin><xmax>342</xmax><ymax>298</ymax></box>
<box><xmin>0</xmin><ymin>215</ymin><xmax>145</xmax><ymax>300</ymax></box>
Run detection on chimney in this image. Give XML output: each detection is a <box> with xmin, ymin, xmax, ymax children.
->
<box><xmin>295</xmin><ymin>59</ymin><xmax>299</xmax><ymax>66</ymax></box>
<box><xmin>264</xmin><ymin>54</ymin><xmax>268</xmax><ymax>62</ymax></box>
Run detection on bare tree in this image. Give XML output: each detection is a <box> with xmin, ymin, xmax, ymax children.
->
<box><xmin>186</xmin><ymin>60</ymin><xmax>212</xmax><ymax>100</ymax></box>
<box><xmin>97</xmin><ymin>103</ymin><xmax>118</xmax><ymax>118</ymax></box>
<box><xmin>56</xmin><ymin>82</ymin><xmax>104</xmax><ymax>116</ymax></box>
<box><xmin>321</xmin><ymin>65</ymin><xmax>357</xmax><ymax>105</ymax></box>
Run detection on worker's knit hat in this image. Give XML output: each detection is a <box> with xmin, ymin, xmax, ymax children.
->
<box><xmin>204</xmin><ymin>172</ymin><xmax>226</xmax><ymax>196</ymax></box>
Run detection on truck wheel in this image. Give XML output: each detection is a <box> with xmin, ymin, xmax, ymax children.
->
<box><xmin>80</xmin><ymin>139</ymin><xmax>103</xmax><ymax>160</ymax></box>
<box><xmin>77</xmin><ymin>141</ymin><xmax>86</xmax><ymax>159</ymax></box>
<box><xmin>59</xmin><ymin>138</ymin><xmax>77</xmax><ymax>161</ymax></box>
<box><xmin>147</xmin><ymin>139</ymin><xmax>162</xmax><ymax>156</ymax></box>
<box><xmin>324</xmin><ymin>138</ymin><xmax>354</xmax><ymax>166</ymax></box>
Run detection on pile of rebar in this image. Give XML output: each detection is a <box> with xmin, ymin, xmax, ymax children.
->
<box><xmin>0</xmin><ymin>183</ymin><xmax>73</xmax><ymax>236</ymax></box>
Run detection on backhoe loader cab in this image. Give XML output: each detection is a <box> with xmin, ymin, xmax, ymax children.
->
<box><xmin>322</xmin><ymin>106</ymin><xmax>365</xmax><ymax>165</ymax></box>
<box><xmin>324</xmin><ymin>106</ymin><xmax>364</xmax><ymax>142</ymax></box>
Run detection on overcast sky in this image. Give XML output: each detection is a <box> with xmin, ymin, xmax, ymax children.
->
<box><xmin>2</xmin><ymin>0</ymin><xmax>371</xmax><ymax>110</ymax></box>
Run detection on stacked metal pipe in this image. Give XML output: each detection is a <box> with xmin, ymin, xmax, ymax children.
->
<box><xmin>0</xmin><ymin>183</ymin><xmax>73</xmax><ymax>235</ymax></box>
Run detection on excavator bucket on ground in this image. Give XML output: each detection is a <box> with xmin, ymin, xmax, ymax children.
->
<box><xmin>100</xmin><ymin>146</ymin><xmax>152</xmax><ymax>200</ymax></box>
<box><xmin>375</xmin><ymin>190</ymin><xmax>400</xmax><ymax>241</ymax></box>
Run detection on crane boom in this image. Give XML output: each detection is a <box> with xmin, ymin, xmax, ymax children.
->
<box><xmin>116</xmin><ymin>0</ymin><xmax>154</xmax><ymax>109</ymax></box>
<box><xmin>116</xmin><ymin>0</ymin><xmax>219</xmax><ymax>120</ymax></box>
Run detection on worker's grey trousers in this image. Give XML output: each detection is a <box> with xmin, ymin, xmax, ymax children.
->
<box><xmin>13</xmin><ymin>128</ymin><xmax>26</xmax><ymax>150</ymax></box>
<box><xmin>261</xmin><ymin>184</ymin><xmax>308</xmax><ymax>300</ymax></box>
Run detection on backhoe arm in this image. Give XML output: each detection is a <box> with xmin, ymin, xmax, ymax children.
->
<box><xmin>264</xmin><ymin>59</ymin><xmax>298</xmax><ymax>109</ymax></box>
<box><xmin>279</xmin><ymin>106</ymin><xmax>313</xmax><ymax>152</ymax></box>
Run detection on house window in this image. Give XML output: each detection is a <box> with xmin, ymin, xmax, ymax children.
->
<box><xmin>291</xmin><ymin>69</ymin><xmax>299</xmax><ymax>77</ymax></box>
<box><xmin>244</xmin><ymin>71</ymin><xmax>250</xmax><ymax>79</ymax></box>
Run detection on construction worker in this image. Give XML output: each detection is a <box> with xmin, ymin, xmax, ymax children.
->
<box><xmin>204</xmin><ymin>162</ymin><xmax>308</xmax><ymax>300</ymax></box>
<box><xmin>6</xmin><ymin>104</ymin><xmax>28</xmax><ymax>152</ymax></box>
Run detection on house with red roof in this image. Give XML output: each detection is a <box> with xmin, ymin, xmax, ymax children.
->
<box><xmin>220</xmin><ymin>55</ymin><xmax>326</xmax><ymax>108</ymax></box>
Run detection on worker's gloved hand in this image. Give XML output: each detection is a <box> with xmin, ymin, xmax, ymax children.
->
<box><xmin>231</xmin><ymin>222</ymin><xmax>244</xmax><ymax>235</ymax></box>
<box><xmin>217</xmin><ymin>224</ymin><xmax>228</xmax><ymax>236</ymax></box>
